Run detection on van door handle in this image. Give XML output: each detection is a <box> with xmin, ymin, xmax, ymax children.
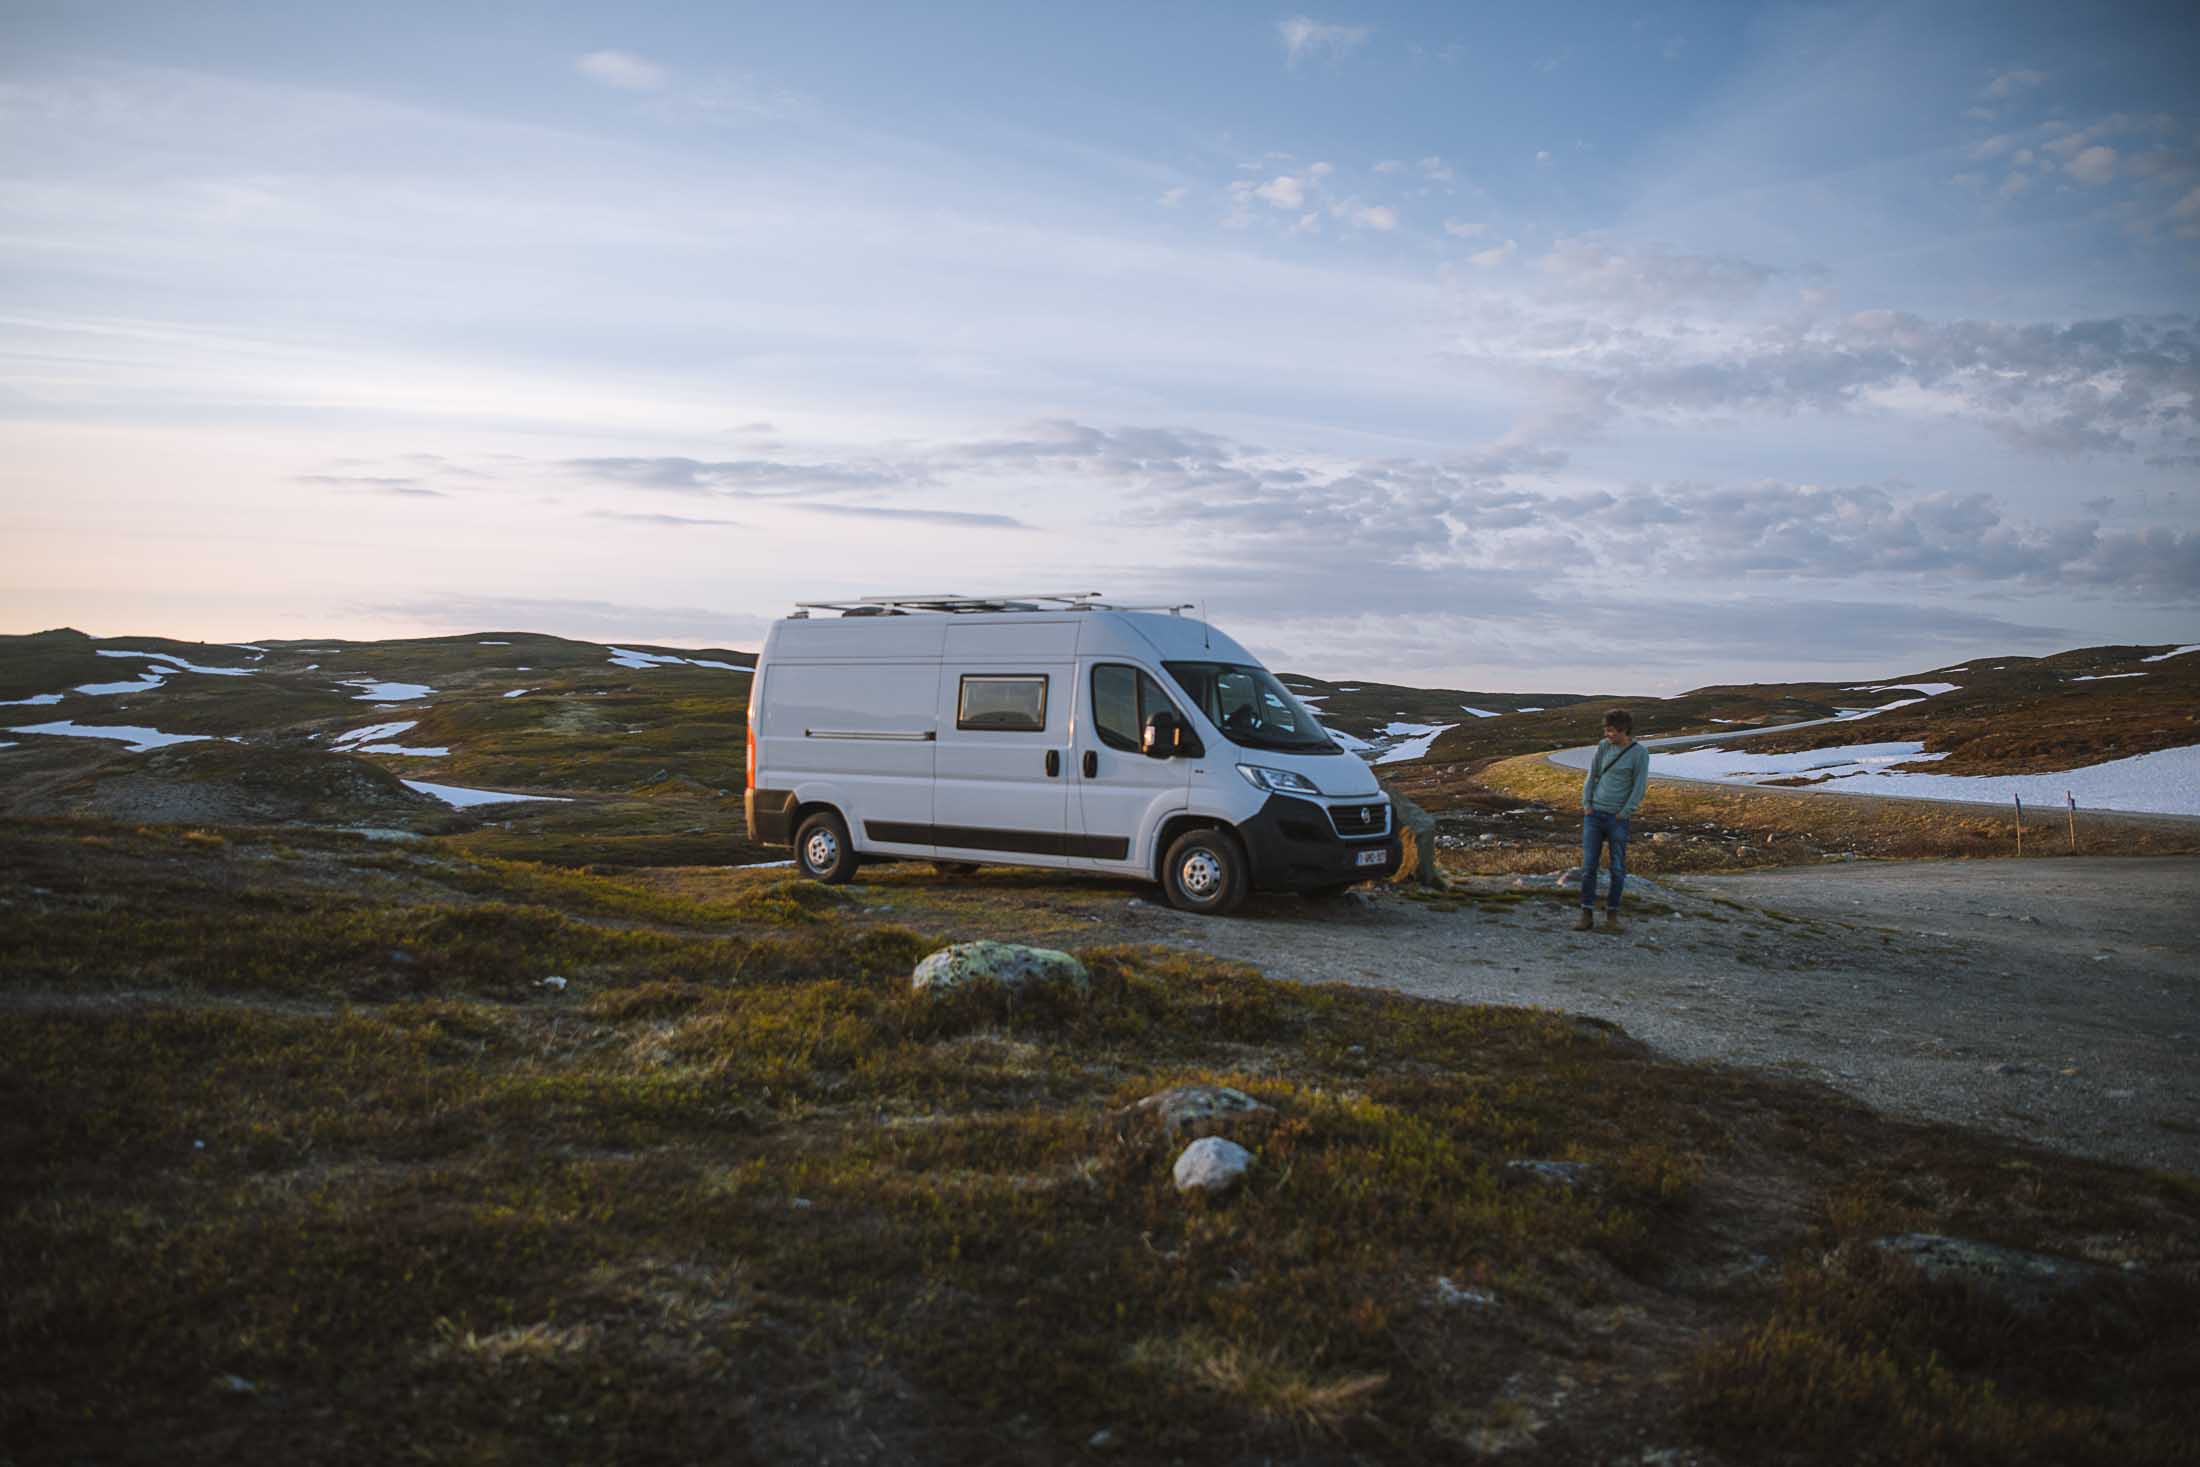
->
<box><xmin>1082</xmin><ymin>750</ymin><xmax>1097</xmax><ymax>779</ymax></box>
<box><xmin>1045</xmin><ymin>749</ymin><xmax>1061</xmax><ymax>777</ymax></box>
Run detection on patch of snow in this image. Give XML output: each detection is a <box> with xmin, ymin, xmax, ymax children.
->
<box><xmin>0</xmin><ymin>741</ymin><xmax>15</xmax><ymax>749</ymax></box>
<box><xmin>1460</xmin><ymin>706</ymin><xmax>1501</xmax><ymax>718</ymax></box>
<box><xmin>734</xmin><ymin>859</ymin><xmax>797</xmax><ymax>868</ymax></box>
<box><xmin>75</xmin><ymin>673</ymin><xmax>166</xmax><ymax>696</ymax></box>
<box><xmin>479</xmin><ymin>640</ymin><xmax>512</xmax><ymax>645</ymax></box>
<box><xmin>606</xmin><ymin>646</ymin><xmax>751</xmax><ymax>673</ymax></box>
<box><xmin>1322</xmin><ymin>726</ymin><xmax>1375</xmax><ymax>752</ymax></box>
<box><xmin>1336</xmin><ymin>686</ymin><xmax>1361</xmax><ymax>692</ymax></box>
<box><xmin>1942</xmin><ymin>667</ymin><xmax>1969</xmax><ymax>672</ymax></box>
<box><xmin>1375</xmin><ymin>721</ymin><xmax>1460</xmax><ymax>765</ymax></box>
<box><xmin>401</xmin><ymin>779</ymin><xmax>571</xmax><ymax>808</ymax></box>
<box><xmin>1295</xmin><ymin>694</ymin><xmax>1327</xmax><ymax>706</ymax></box>
<box><xmin>7</xmin><ymin>720</ymin><xmax>216</xmax><ymax>752</ymax></box>
<box><xmin>98</xmin><ymin>649</ymin><xmax>255</xmax><ymax>677</ymax></box>
<box><xmin>341</xmin><ymin>679</ymin><xmax>433</xmax><ymax>701</ymax></box>
<box><xmin>1645</xmin><ymin>740</ymin><xmax>2200</xmax><ymax>817</ymax></box>
<box><xmin>1833</xmin><ymin>697</ymin><xmax>1926</xmax><ymax>720</ymax></box>
<box><xmin>503</xmin><ymin>688</ymin><xmax>531</xmax><ymax>698</ymax></box>
<box><xmin>1516</xmin><ymin>706</ymin><xmax>1544</xmax><ymax>713</ymax></box>
<box><xmin>358</xmin><ymin>743</ymin><xmax>450</xmax><ymax>757</ymax></box>
<box><xmin>1843</xmin><ymin>681</ymin><xmax>1960</xmax><ymax>697</ymax></box>
<box><xmin>0</xmin><ymin>693</ymin><xmax>64</xmax><ymax>707</ymax></box>
<box><xmin>2141</xmin><ymin>644</ymin><xmax>2200</xmax><ymax>663</ymax></box>
<box><xmin>2069</xmin><ymin>673</ymin><xmax>2146</xmax><ymax>682</ymax></box>
<box><xmin>331</xmin><ymin>721</ymin><xmax>417</xmax><ymax>748</ymax></box>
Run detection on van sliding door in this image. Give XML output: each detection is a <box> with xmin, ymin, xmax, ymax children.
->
<box><xmin>930</xmin><ymin>621</ymin><xmax>1078</xmax><ymax>865</ymax></box>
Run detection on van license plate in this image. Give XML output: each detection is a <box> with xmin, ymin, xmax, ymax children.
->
<box><xmin>1355</xmin><ymin>849</ymin><xmax>1387</xmax><ymax>867</ymax></box>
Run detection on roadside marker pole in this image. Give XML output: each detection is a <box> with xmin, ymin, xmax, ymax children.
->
<box><xmin>2067</xmin><ymin>791</ymin><xmax>2077</xmax><ymax>853</ymax></box>
<box><xmin>2014</xmin><ymin>794</ymin><xmax>2024</xmax><ymax>856</ymax></box>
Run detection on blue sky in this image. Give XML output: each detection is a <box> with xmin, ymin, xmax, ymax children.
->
<box><xmin>1</xmin><ymin>0</ymin><xmax>2194</xmax><ymax>688</ymax></box>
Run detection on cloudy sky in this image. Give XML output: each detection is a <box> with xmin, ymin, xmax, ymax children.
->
<box><xmin>2</xmin><ymin>0</ymin><xmax>2195</xmax><ymax>690</ymax></box>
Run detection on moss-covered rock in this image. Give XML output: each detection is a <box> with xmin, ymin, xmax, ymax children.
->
<box><xmin>910</xmin><ymin>940</ymin><xmax>1091</xmax><ymax>998</ymax></box>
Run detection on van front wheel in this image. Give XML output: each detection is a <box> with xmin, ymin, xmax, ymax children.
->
<box><xmin>1161</xmin><ymin>827</ymin><xmax>1249</xmax><ymax>915</ymax></box>
<box><xmin>795</xmin><ymin>811</ymin><xmax>859</xmax><ymax>885</ymax></box>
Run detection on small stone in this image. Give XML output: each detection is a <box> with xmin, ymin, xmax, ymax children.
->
<box><xmin>1087</xmin><ymin>1427</ymin><xmax>1120</xmax><ymax>1451</ymax></box>
<box><xmin>216</xmin><ymin>1374</ymin><xmax>257</xmax><ymax>1394</ymax></box>
<box><xmin>193</xmin><ymin>1139</ymin><xmax>205</xmax><ymax>1150</ymax></box>
<box><xmin>1501</xmin><ymin>1160</ymin><xmax>1600</xmax><ymax>1191</ymax></box>
<box><xmin>790</xmin><ymin>1197</ymin><xmax>813</xmax><ymax>1210</ymax></box>
<box><xmin>2104</xmin><ymin>1088</ymin><xmax>2136</xmax><ymax>1101</ymax></box>
<box><xmin>1435</xmin><ymin>1276</ymin><xmax>1498</xmax><ymax>1308</ymax></box>
<box><xmin>1172</xmin><ymin>1136</ymin><xmax>1253</xmax><ymax>1195</ymax></box>
<box><xmin>1989</xmin><ymin>1061</ymin><xmax>2031</xmax><ymax>1076</ymax></box>
<box><xmin>2060</xmin><ymin>1066</ymin><xmax>2081</xmax><ymax>1077</ymax></box>
<box><xmin>540</xmin><ymin>975</ymin><xmax>567</xmax><ymax>991</ymax></box>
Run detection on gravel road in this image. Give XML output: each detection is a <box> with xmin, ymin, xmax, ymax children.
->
<box><xmin>1134</xmin><ymin>857</ymin><xmax>2200</xmax><ymax>1174</ymax></box>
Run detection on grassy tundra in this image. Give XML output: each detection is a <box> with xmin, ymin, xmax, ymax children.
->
<box><xmin>3</xmin><ymin>628</ymin><xmax>2197</xmax><ymax>1461</ymax></box>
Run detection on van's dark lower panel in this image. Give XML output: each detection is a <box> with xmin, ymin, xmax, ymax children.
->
<box><xmin>866</xmin><ymin>821</ymin><xmax>1131</xmax><ymax>861</ymax></box>
<box><xmin>746</xmin><ymin>787</ymin><xmax>798</xmax><ymax>845</ymax></box>
<box><xmin>1240</xmin><ymin>795</ymin><xmax>1402</xmax><ymax>891</ymax></box>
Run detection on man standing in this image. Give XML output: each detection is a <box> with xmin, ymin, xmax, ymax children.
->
<box><xmin>1576</xmin><ymin>709</ymin><xmax>1649</xmax><ymax>933</ymax></box>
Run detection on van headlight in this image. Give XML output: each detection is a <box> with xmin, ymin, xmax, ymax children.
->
<box><xmin>1237</xmin><ymin>765</ymin><xmax>1322</xmax><ymax>795</ymax></box>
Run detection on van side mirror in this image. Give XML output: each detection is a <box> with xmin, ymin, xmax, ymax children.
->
<box><xmin>1141</xmin><ymin>710</ymin><xmax>1180</xmax><ymax>759</ymax></box>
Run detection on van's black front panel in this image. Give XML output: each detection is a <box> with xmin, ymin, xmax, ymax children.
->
<box><xmin>1239</xmin><ymin>794</ymin><xmax>1402</xmax><ymax>891</ymax></box>
<box><xmin>747</xmin><ymin>787</ymin><xmax>798</xmax><ymax>845</ymax></box>
<box><xmin>866</xmin><ymin>821</ymin><xmax>1131</xmax><ymax>861</ymax></box>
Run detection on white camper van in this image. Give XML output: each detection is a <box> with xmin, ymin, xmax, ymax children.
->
<box><xmin>744</xmin><ymin>594</ymin><xmax>1400</xmax><ymax>914</ymax></box>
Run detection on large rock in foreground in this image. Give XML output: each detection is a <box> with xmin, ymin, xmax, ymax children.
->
<box><xmin>911</xmin><ymin>941</ymin><xmax>1091</xmax><ymax>998</ymax></box>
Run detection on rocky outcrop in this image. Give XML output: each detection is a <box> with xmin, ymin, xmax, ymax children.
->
<box><xmin>1868</xmin><ymin>1233</ymin><xmax>2132</xmax><ymax>1316</ymax></box>
<box><xmin>1128</xmin><ymin>1084</ymin><xmax>1276</xmax><ymax>1142</ymax></box>
<box><xmin>1383</xmin><ymin>785</ymin><xmax>1447</xmax><ymax>889</ymax></box>
<box><xmin>910</xmin><ymin>941</ymin><xmax>1091</xmax><ymax>997</ymax></box>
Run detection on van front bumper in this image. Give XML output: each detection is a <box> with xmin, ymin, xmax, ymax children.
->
<box><xmin>1239</xmin><ymin>795</ymin><xmax>1402</xmax><ymax>891</ymax></box>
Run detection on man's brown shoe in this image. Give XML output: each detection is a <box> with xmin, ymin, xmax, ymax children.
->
<box><xmin>1603</xmin><ymin>911</ymin><xmax>1628</xmax><ymax>935</ymax></box>
<box><xmin>1572</xmin><ymin>909</ymin><xmax>1594</xmax><ymax>931</ymax></box>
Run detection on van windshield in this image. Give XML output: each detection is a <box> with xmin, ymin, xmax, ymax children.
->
<box><xmin>1163</xmin><ymin>662</ymin><xmax>1338</xmax><ymax>754</ymax></box>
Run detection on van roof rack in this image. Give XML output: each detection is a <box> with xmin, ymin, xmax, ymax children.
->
<box><xmin>791</xmin><ymin>593</ymin><xmax>1196</xmax><ymax>617</ymax></box>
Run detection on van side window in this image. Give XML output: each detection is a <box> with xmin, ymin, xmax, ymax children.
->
<box><xmin>1091</xmin><ymin>664</ymin><xmax>1181</xmax><ymax>752</ymax></box>
<box><xmin>957</xmin><ymin>674</ymin><xmax>1049</xmax><ymax>732</ymax></box>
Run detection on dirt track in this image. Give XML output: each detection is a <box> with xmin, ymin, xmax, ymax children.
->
<box><xmin>1131</xmin><ymin>857</ymin><xmax>2200</xmax><ymax>1174</ymax></box>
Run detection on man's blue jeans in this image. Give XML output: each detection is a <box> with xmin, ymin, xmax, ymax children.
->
<box><xmin>1581</xmin><ymin>811</ymin><xmax>1630</xmax><ymax>911</ymax></box>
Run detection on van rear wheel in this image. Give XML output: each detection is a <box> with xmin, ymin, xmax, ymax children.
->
<box><xmin>795</xmin><ymin>811</ymin><xmax>859</xmax><ymax>885</ymax></box>
<box><xmin>1161</xmin><ymin>827</ymin><xmax>1249</xmax><ymax>915</ymax></box>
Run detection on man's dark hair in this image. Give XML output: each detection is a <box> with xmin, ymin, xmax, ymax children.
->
<box><xmin>1604</xmin><ymin>708</ymin><xmax>1634</xmax><ymax>734</ymax></box>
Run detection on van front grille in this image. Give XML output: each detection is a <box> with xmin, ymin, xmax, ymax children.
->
<box><xmin>1326</xmin><ymin>802</ymin><xmax>1390</xmax><ymax>840</ymax></box>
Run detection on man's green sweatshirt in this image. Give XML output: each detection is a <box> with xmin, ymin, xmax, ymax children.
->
<box><xmin>1582</xmin><ymin>738</ymin><xmax>1650</xmax><ymax>818</ymax></box>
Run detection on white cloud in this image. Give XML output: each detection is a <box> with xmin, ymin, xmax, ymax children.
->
<box><xmin>2066</xmin><ymin>145</ymin><xmax>2118</xmax><ymax>186</ymax></box>
<box><xmin>1999</xmin><ymin>171</ymin><xmax>2032</xmax><ymax>199</ymax></box>
<box><xmin>1253</xmin><ymin>175</ymin><xmax>1306</xmax><ymax>208</ymax></box>
<box><xmin>1157</xmin><ymin>186</ymin><xmax>1189</xmax><ymax>207</ymax></box>
<box><xmin>1444</xmin><ymin>218</ymin><xmax>1488</xmax><ymax>238</ymax></box>
<box><xmin>1534</xmin><ymin>149</ymin><xmax>1552</xmax><ymax>166</ymax></box>
<box><xmin>1373</xmin><ymin>159</ymin><xmax>1405</xmax><ymax>174</ymax></box>
<box><xmin>1468</xmin><ymin>239</ymin><xmax>1517</xmax><ymax>267</ymax></box>
<box><xmin>1417</xmin><ymin>155</ymin><xmax>1454</xmax><ymax>182</ymax></box>
<box><xmin>1984</xmin><ymin>68</ymin><xmax>2047</xmax><ymax>101</ymax></box>
<box><xmin>1278</xmin><ymin>17</ymin><xmax>1370</xmax><ymax>65</ymax></box>
<box><xmin>1308</xmin><ymin>161</ymin><xmax>1335</xmax><ymax>178</ymax></box>
<box><xmin>575</xmin><ymin>50</ymin><xmax>668</xmax><ymax>93</ymax></box>
<box><xmin>1353</xmin><ymin>204</ymin><xmax>1398</xmax><ymax>231</ymax></box>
